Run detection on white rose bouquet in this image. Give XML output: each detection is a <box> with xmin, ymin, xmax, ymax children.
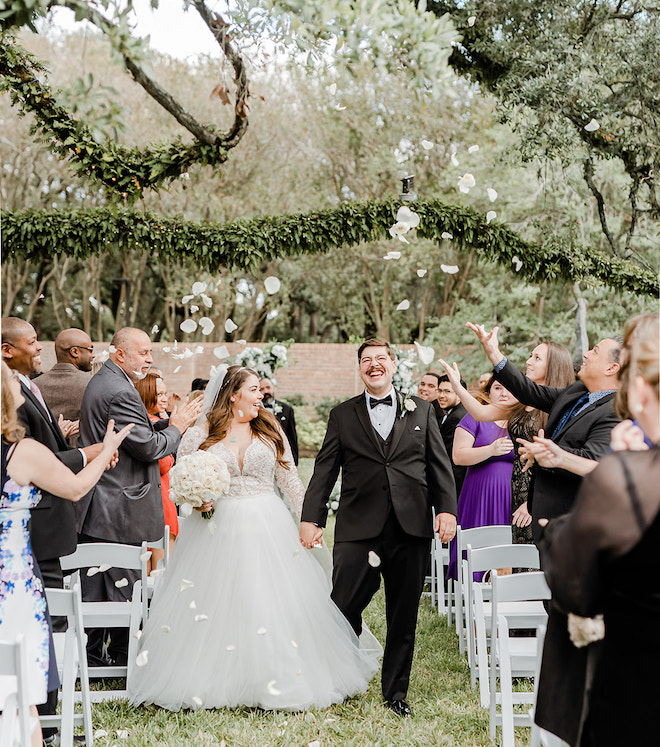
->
<box><xmin>169</xmin><ymin>450</ymin><xmax>230</xmax><ymax>520</ymax></box>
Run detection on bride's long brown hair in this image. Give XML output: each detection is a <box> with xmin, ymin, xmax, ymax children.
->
<box><xmin>200</xmin><ymin>365</ymin><xmax>290</xmax><ymax>469</ymax></box>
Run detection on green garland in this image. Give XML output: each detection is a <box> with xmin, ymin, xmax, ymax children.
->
<box><xmin>2</xmin><ymin>199</ymin><xmax>656</xmax><ymax>296</ymax></box>
<box><xmin>0</xmin><ymin>38</ymin><xmax>229</xmax><ymax>200</ymax></box>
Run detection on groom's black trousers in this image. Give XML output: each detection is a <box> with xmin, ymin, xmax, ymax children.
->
<box><xmin>331</xmin><ymin>510</ymin><xmax>431</xmax><ymax>702</ymax></box>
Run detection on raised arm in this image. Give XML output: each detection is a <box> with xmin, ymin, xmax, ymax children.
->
<box><xmin>438</xmin><ymin>358</ymin><xmax>511</xmax><ymax>422</ymax></box>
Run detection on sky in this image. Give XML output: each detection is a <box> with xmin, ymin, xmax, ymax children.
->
<box><xmin>48</xmin><ymin>1</ymin><xmax>225</xmax><ymax>61</ymax></box>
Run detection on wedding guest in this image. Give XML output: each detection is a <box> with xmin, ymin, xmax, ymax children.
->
<box><xmin>1</xmin><ymin>361</ymin><xmax>132</xmax><ymax>747</ymax></box>
<box><xmin>536</xmin><ymin>313</ymin><xmax>659</xmax><ymax>746</ymax></box>
<box><xmin>301</xmin><ymin>338</ymin><xmax>457</xmax><ymax>716</ymax></box>
<box><xmin>134</xmin><ymin>372</ymin><xmax>178</xmax><ymax>569</ymax></box>
<box><xmin>417</xmin><ymin>371</ymin><xmax>441</xmax><ymax>403</ymax></box>
<box><xmin>77</xmin><ymin>327</ymin><xmax>201</xmax><ymax>667</ymax></box>
<box><xmin>436</xmin><ymin>374</ymin><xmax>468</xmax><ymax>496</ymax></box>
<box><xmin>259</xmin><ymin>377</ymin><xmax>299</xmax><ymax>465</ymax></box>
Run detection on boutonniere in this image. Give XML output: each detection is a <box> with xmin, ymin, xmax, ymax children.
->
<box><xmin>398</xmin><ymin>392</ymin><xmax>417</xmax><ymax>418</ymax></box>
<box><xmin>273</xmin><ymin>403</ymin><xmax>283</xmax><ymax>415</ymax></box>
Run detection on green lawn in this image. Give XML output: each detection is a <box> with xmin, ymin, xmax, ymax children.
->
<box><xmin>89</xmin><ymin>459</ymin><xmax>510</xmax><ymax>746</ymax></box>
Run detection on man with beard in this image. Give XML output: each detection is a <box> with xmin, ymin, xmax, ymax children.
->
<box><xmin>259</xmin><ymin>376</ymin><xmax>299</xmax><ymax>465</ymax></box>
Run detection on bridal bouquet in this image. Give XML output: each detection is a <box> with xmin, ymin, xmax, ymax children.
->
<box><xmin>169</xmin><ymin>451</ymin><xmax>230</xmax><ymax>520</ymax></box>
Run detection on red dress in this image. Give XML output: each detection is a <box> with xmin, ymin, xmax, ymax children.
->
<box><xmin>150</xmin><ymin>414</ymin><xmax>178</xmax><ymax>537</ymax></box>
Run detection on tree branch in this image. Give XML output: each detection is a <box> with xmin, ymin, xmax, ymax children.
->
<box><xmin>583</xmin><ymin>157</ymin><xmax>619</xmax><ymax>255</ymax></box>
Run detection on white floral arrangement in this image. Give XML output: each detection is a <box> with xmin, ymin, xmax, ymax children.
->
<box><xmin>390</xmin><ymin>345</ymin><xmax>417</xmax><ymax>395</ymax></box>
<box><xmin>231</xmin><ymin>340</ymin><xmax>292</xmax><ymax>384</ymax></box>
<box><xmin>169</xmin><ymin>451</ymin><xmax>230</xmax><ymax>520</ymax></box>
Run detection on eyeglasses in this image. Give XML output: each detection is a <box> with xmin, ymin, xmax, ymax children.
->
<box><xmin>65</xmin><ymin>346</ymin><xmax>94</xmax><ymax>353</ymax></box>
<box><xmin>360</xmin><ymin>355</ymin><xmax>391</xmax><ymax>366</ymax></box>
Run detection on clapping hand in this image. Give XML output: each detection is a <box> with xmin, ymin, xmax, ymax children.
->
<box><xmin>170</xmin><ymin>397</ymin><xmax>204</xmax><ymax>434</ymax></box>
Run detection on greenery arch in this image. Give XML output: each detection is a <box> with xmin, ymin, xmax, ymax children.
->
<box><xmin>2</xmin><ymin>199</ymin><xmax>657</xmax><ymax>297</ymax></box>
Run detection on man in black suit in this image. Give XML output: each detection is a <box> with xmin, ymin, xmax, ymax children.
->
<box><xmin>259</xmin><ymin>376</ymin><xmax>299</xmax><ymax>465</ymax></box>
<box><xmin>469</xmin><ymin>323</ymin><xmax>621</xmax><ymax>540</ymax></box>
<box><xmin>436</xmin><ymin>374</ymin><xmax>468</xmax><ymax>497</ymax></box>
<box><xmin>1</xmin><ymin>317</ymin><xmax>104</xmax><ymax>742</ymax></box>
<box><xmin>300</xmin><ymin>338</ymin><xmax>457</xmax><ymax>716</ymax></box>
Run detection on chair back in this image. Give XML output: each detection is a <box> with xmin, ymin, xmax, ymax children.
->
<box><xmin>0</xmin><ymin>635</ymin><xmax>31</xmax><ymax>747</ymax></box>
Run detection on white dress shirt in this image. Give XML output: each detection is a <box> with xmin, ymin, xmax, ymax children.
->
<box><xmin>365</xmin><ymin>387</ymin><xmax>397</xmax><ymax>441</ymax></box>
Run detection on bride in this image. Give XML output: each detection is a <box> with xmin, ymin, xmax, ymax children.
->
<box><xmin>128</xmin><ymin>365</ymin><xmax>379</xmax><ymax>711</ymax></box>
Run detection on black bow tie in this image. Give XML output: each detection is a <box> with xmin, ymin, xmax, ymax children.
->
<box><xmin>370</xmin><ymin>395</ymin><xmax>393</xmax><ymax>409</ymax></box>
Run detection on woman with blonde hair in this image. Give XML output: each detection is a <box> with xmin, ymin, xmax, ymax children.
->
<box><xmin>0</xmin><ymin>362</ymin><xmax>132</xmax><ymax>746</ymax></box>
<box><xmin>128</xmin><ymin>365</ymin><xmax>379</xmax><ymax>712</ymax></box>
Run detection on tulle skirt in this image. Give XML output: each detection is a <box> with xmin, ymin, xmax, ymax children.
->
<box><xmin>127</xmin><ymin>491</ymin><xmax>379</xmax><ymax>711</ymax></box>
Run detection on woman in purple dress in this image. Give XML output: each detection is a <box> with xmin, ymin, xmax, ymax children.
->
<box><xmin>447</xmin><ymin>376</ymin><xmax>515</xmax><ymax>579</ymax></box>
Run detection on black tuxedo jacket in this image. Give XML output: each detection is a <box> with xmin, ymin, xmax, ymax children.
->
<box><xmin>269</xmin><ymin>399</ymin><xmax>299</xmax><ymax>465</ymax></box>
<box><xmin>495</xmin><ymin>361</ymin><xmax>619</xmax><ymax>537</ymax></box>
<box><xmin>18</xmin><ymin>380</ymin><xmax>84</xmax><ymax>561</ymax></box>
<box><xmin>439</xmin><ymin>403</ymin><xmax>468</xmax><ymax>496</ymax></box>
<box><xmin>301</xmin><ymin>393</ymin><xmax>456</xmax><ymax>542</ymax></box>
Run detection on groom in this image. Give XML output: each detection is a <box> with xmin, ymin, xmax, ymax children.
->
<box><xmin>300</xmin><ymin>338</ymin><xmax>457</xmax><ymax>716</ymax></box>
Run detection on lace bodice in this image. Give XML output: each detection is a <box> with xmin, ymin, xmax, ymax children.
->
<box><xmin>178</xmin><ymin>425</ymin><xmax>305</xmax><ymax>517</ymax></box>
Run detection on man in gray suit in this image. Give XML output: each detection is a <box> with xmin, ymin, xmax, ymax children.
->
<box><xmin>77</xmin><ymin>326</ymin><xmax>201</xmax><ymax>666</ymax></box>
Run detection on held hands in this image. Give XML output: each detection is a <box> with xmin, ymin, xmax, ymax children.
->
<box><xmin>491</xmin><ymin>436</ymin><xmax>514</xmax><ymax>456</ymax></box>
<box><xmin>170</xmin><ymin>397</ymin><xmax>204</xmax><ymax>434</ymax></box>
<box><xmin>465</xmin><ymin>322</ymin><xmax>504</xmax><ymax>366</ymax></box>
<box><xmin>435</xmin><ymin>512</ymin><xmax>457</xmax><ymax>543</ymax></box>
<box><xmin>57</xmin><ymin>415</ymin><xmax>79</xmax><ymax>439</ymax></box>
<box><xmin>299</xmin><ymin>521</ymin><xmax>323</xmax><ymax>549</ymax></box>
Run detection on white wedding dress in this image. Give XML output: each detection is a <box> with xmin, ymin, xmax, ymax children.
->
<box><xmin>127</xmin><ymin>426</ymin><xmax>379</xmax><ymax>711</ymax></box>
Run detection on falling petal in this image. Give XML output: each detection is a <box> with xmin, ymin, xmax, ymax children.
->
<box><xmin>335</xmin><ymin>104</ymin><xmax>346</xmax><ymax>111</ymax></box>
<box><xmin>512</xmin><ymin>256</ymin><xmax>523</xmax><ymax>272</ymax></box>
<box><xmin>264</xmin><ymin>276</ymin><xmax>281</xmax><ymax>294</ymax></box>
<box><xmin>237</xmin><ymin>339</ymin><xmax>247</xmax><ymax>346</ymax></box>
<box><xmin>487</xmin><ymin>188</ymin><xmax>498</xmax><ymax>202</ymax></box>
<box><xmin>267</xmin><ymin>680</ymin><xmax>281</xmax><ymax>696</ymax></box>
<box><xmin>384</xmin><ymin>251</ymin><xmax>402</xmax><ymax>260</ymax></box>
<box><xmin>213</xmin><ymin>346</ymin><xmax>230</xmax><ymax>360</ymax></box>
<box><xmin>200</xmin><ymin>294</ymin><xmax>213</xmax><ymax>308</ymax></box>
<box><xmin>86</xmin><ymin>567</ymin><xmax>99</xmax><ymax>577</ymax></box>
<box><xmin>195</xmin><ymin>614</ymin><xmax>209</xmax><ymax>622</ymax></box>
<box><xmin>140</xmin><ymin>550</ymin><xmax>152</xmax><ymax>562</ymax></box>
<box><xmin>225</xmin><ymin>318</ymin><xmax>238</xmax><ymax>334</ymax></box>
<box><xmin>450</xmin><ymin>153</ymin><xmax>460</xmax><ymax>167</ymax></box>
<box><xmin>329</xmin><ymin>83</ymin><xmax>337</xmax><ymax>95</ymax></box>
<box><xmin>192</xmin><ymin>696</ymin><xmax>203</xmax><ymax>707</ymax></box>
<box><xmin>468</xmin><ymin>144</ymin><xmax>479</xmax><ymax>153</ymax></box>
<box><xmin>389</xmin><ymin>222</ymin><xmax>410</xmax><ymax>238</ymax></box>
<box><xmin>417</xmin><ymin>269</ymin><xmax>427</xmax><ymax>277</ymax></box>
<box><xmin>161</xmin><ymin>625</ymin><xmax>170</xmax><ymax>633</ymax></box>
<box><xmin>441</xmin><ymin>264</ymin><xmax>460</xmax><ymax>274</ymax></box>
<box><xmin>293</xmin><ymin>548</ymin><xmax>300</xmax><ymax>558</ymax></box>
<box><xmin>291</xmin><ymin>640</ymin><xmax>299</xmax><ymax>648</ymax></box>
<box><xmin>150</xmin><ymin>568</ymin><xmax>164</xmax><ymax>577</ymax></box>
<box><xmin>396</xmin><ymin>205</ymin><xmax>420</xmax><ymax>228</ymax></box>
<box><xmin>486</xmin><ymin>211</ymin><xmax>497</xmax><ymax>224</ymax></box>
<box><xmin>189</xmin><ymin>600</ymin><xmax>197</xmax><ymax>609</ymax></box>
<box><xmin>368</xmin><ymin>550</ymin><xmax>382</xmax><ymax>567</ymax></box>
<box><xmin>180</xmin><ymin>503</ymin><xmax>193</xmax><ymax>517</ymax></box>
<box><xmin>324</xmin><ymin>718</ymin><xmax>336</xmax><ymax>724</ymax></box>
<box><xmin>584</xmin><ymin>118</ymin><xmax>599</xmax><ymax>132</ymax></box>
<box><xmin>181</xmin><ymin>295</ymin><xmax>194</xmax><ymax>304</ymax></box>
<box><xmin>136</xmin><ymin>651</ymin><xmax>148</xmax><ymax>667</ymax></box>
<box><xmin>257</xmin><ymin>627</ymin><xmax>267</xmax><ymax>635</ymax></box>
<box><xmin>150</xmin><ymin>325</ymin><xmax>159</xmax><ymax>335</ymax></box>
<box><xmin>414</xmin><ymin>341</ymin><xmax>435</xmax><ymax>366</ymax></box>
<box><xmin>397</xmin><ymin>233</ymin><xmax>410</xmax><ymax>244</ymax></box>
<box><xmin>458</xmin><ymin>173</ymin><xmax>476</xmax><ymax>193</ymax></box>
<box><xmin>180</xmin><ymin>579</ymin><xmax>195</xmax><ymax>591</ymax></box>
<box><xmin>180</xmin><ymin>319</ymin><xmax>197</xmax><ymax>334</ymax></box>
<box><xmin>396</xmin><ymin>300</ymin><xmax>410</xmax><ymax>311</ymax></box>
<box><xmin>467</xmin><ymin>15</ymin><xmax>476</xmax><ymax>26</ymax></box>
<box><xmin>132</xmin><ymin>630</ymin><xmax>142</xmax><ymax>640</ymax></box>
<box><xmin>421</xmin><ymin>139</ymin><xmax>434</xmax><ymax>150</ymax></box>
<box><xmin>208</xmin><ymin>520</ymin><xmax>217</xmax><ymax>535</ymax></box>
<box><xmin>163</xmin><ymin>347</ymin><xmax>171</xmax><ymax>353</ymax></box>
<box><xmin>115</xmin><ymin>577</ymin><xmax>129</xmax><ymax>588</ymax></box>
<box><xmin>93</xmin><ymin>731</ymin><xmax>108</xmax><ymax>739</ymax></box>
<box><xmin>226</xmin><ymin>644</ymin><xmax>236</xmax><ymax>651</ymax></box>
<box><xmin>108</xmin><ymin>345</ymin><xmax>117</xmax><ymax>354</ymax></box>
<box><xmin>173</xmin><ymin>366</ymin><xmax>182</xmax><ymax>374</ymax></box>
<box><xmin>441</xmin><ymin>231</ymin><xmax>453</xmax><ymax>240</ymax></box>
<box><xmin>189</xmin><ymin>305</ymin><xmax>199</xmax><ymax>313</ymax></box>
<box><xmin>192</xmin><ymin>281</ymin><xmax>208</xmax><ymax>296</ymax></box>
<box><xmin>308</xmin><ymin>742</ymin><xmax>321</xmax><ymax>747</ymax></box>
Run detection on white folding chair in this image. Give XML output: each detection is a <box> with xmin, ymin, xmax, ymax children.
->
<box><xmin>0</xmin><ymin>634</ymin><xmax>32</xmax><ymax>747</ymax></box>
<box><xmin>453</xmin><ymin>525</ymin><xmax>512</xmax><ymax>652</ymax></box>
<box><xmin>488</xmin><ymin>571</ymin><xmax>551</xmax><ymax>746</ymax></box>
<box><xmin>465</xmin><ymin>543</ymin><xmax>541</xmax><ymax>705</ymax></box>
<box><xmin>432</xmin><ymin>536</ymin><xmax>450</xmax><ymax>616</ymax></box>
<box><xmin>145</xmin><ymin>525</ymin><xmax>170</xmax><ymax>610</ymax></box>
<box><xmin>60</xmin><ymin>543</ymin><xmax>147</xmax><ymax>701</ymax></box>
<box><xmin>40</xmin><ymin>585</ymin><xmax>94</xmax><ymax>746</ymax></box>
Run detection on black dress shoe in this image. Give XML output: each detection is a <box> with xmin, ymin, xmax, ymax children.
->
<box><xmin>386</xmin><ymin>699</ymin><xmax>412</xmax><ymax>717</ymax></box>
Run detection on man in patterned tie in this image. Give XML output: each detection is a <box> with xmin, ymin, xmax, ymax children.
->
<box><xmin>300</xmin><ymin>338</ymin><xmax>457</xmax><ymax>717</ymax></box>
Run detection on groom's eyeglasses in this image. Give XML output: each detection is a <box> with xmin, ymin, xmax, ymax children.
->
<box><xmin>360</xmin><ymin>355</ymin><xmax>391</xmax><ymax>366</ymax></box>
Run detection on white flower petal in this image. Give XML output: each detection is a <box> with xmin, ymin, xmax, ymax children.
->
<box><xmin>181</xmin><ymin>295</ymin><xmax>194</xmax><ymax>304</ymax></box>
<box><xmin>450</xmin><ymin>153</ymin><xmax>460</xmax><ymax>167</ymax></box>
<box><xmin>173</xmin><ymin>365</ymin><xmax>182</xmax><ymax>374</ymax></box>
<box><xmin>180</xmin><ymin>319</ymin><xmax>197</xmax><ymax>334</ymax></box>
<box><xmin>329</xmin><ymin>83</ymin><xmax>337</xmax><ymax>95</ymax></box>
<box><xmin>368</xmin><ymin>550</ymin><xmax>382</xmax><ymax>567</ymax></box>
<box><xmin>417</xmin><ymin>269</ymin><xmax>427</xmax><ymax>277</ymax></box>
<box><xmin>486</xmin><ymin>210</ymin><xmax>497</xmax><ymax>224</ymax></box>
<box><xmin>114</xmin><ymin>577</ymin><xmax>129</xmax><ymax>588</ymax></box>
<box><xmin>304</xmin><ymin>712</ymin><xmax>316</xmax><ymax>723</ymax></box>
<box><xmin>440</xmin><ymin>264</ymin><xmax>460</xmax><ymax>274</ymax></box>
<box><xmin>192</xmin><ymin>281</ymin><xmax>208</xmax><ymax>296</ymax></box>
<box><xmin>98</xmin><ymin>563</ymin><xmax>112</xmax><ymax>573</ymax></box>
<box><xmin>397</xmin><ymin>233</ymin><xmax>410</xmax><ymax>244</ymax></box>
<box><xmin>208</xmin><ymin>520</ymin><xmax>217</xmax><ymax>535</ymax></box>
<box><xmin>468</xmin><ymin>144</ymin><xmax>479</xmax><ymax>153</ymax></box>
<box><xmin>441</xmin><ymin>231</ymin><xmax>453</xmax><ymax>240</ymax></box>
<box><xmin>150</xmin><ymin>325</ymin><xmax>159</xmax><ymax>335</ymax></box>
<box><xmin>236</xmin><ymin>339</ymin><xmax>247</xmax><ymax>346</ymax></box>
<box><xmin>189</xmin><ymin>305</ymin><xmax>199</xmax><ymax>313</ymax></box>
<box><xmin>467</xmin><ymin>15</ymin><xmax>476</xmax><ymax>26</ymax></box>
<box><xmin>225</xmin><ymin>318</ymin><xmax>238</xmax><ymax>334</ymax></box>
<box><xmin>396</xmin><ymin>300</ymin><xmax>410</xmax><ymax>311</ymax></box>
<box><xmin>291</xmin><ymin>639</ymin><xmax>299</xmax><ymax>648</ymax></box>
<box><xmin>213</xmin><ymin>345</ymin><xmax>230</xmax><ymax>360</ymax></box>
<box><xmin>195</xmin><ymin>614</ymin><xmax>209</xmax><ymax>622</ymax></box>
<box><xmin>389</xmin><ymin>222</ymin><xmax>409</xmax><ymax>237</ymax></box>
<box><xmin>257</xmin><ymin>627</ymin><xmax>267</xmax><ymax>635</ymax></box>
<box><xmin>180</xmin><ymin>579</ymin><xmax>195</xmax><ymax>591</ymax></box>
<box><xmin>226</xmin><ymin>644</ymin><xmax>236</xmax><ymax>651</ymax></box>
<box><xmin>414</xmin><ymin>341</ymin><xmax>435</xmax><ymax>366</ymax></box>
<box><xmin>180</xmin><ymin>503</ymin><xmax>193</xmax><ymax>517</ymax></box>
<box><xmin>86</xmin><ymin>566</ymin><xmax>99</xmax><ymax>577</ymax></box>
<box><xmin>192</xmin><ymin>696</ymin><xmax>203</xmax><ymax>707</ymax></box>
<box><xmin>487</xmin><ymin>187</ymin><xmax>498</xmax><ymax>202</ymax></box>
<box><xmin>264</xmin><ymin>276</ymin><xmax>281</xmax><ymax>294</ymax></box>
<box><xmin>396</xmin><ymin>206</ymin><xmax>420</xmax><ymax>228</ymax></box>
<box><xmin>513</xmin><ymin>256</ymin><xmax>523</xmax><ymax>272</ymax></box>
<box><xmin>308</xmin><ymin>741</ymin><xmax>321</xmax><ymax>747</ymax></box>
<box><xmin>267</xmin><ymin>680</ymin><xmax>281</xmax><ymax>696</ymax></box>
<box><xmin>458</xmin><ymin>173</ymin><xmax>476</xmax><ymax>192</ymax></box>
<box><xmin>421</xmin><ymin>139</ymin><xmax>434</xmax><ymax>150</ymax></box>
<box><xmin>584</xmin><ymin>118</ymin><xmax>599</xmax><ymax>132</ymax></box>
<box><xmin>384</xmin><ymin>251</ymin><xmax>402</xmax><ymax>260</ymax></box>
<box><xmin>150</xmin><ymin>567</ymin><xmax>164</xmax><ymax>577</ymax></box>
<box><xmin>140</xmin><ymin>550</ymin><xmax>152</xmax><ymax>562</ymax></box>
<box><xmin>161</xmin><ymin>625</ymin><xmax>171</xmax><ymax>633</ymax></box>
<box><xmin>93</xmin><ymin>730</ymin><xmax>108</xmax><ymax>739</ymax></box>
<box><xmin>132</xmin><ymin>629</ymin><xmax>142</xmax><ymax>640</ymax></box>
<box><xmin>116</xmin><ymin>729</ymin><xmax>129</xmax><ymax>739</ymax></box>
<box><xmin>136</xmin><ymin>650</ymin><xmax>148</xmax><ymax>667</ymax></box>
<box><xmin>201</xmin><ymin>294</ymin><xmax>213</xmax><ymax>308</ymax></box>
